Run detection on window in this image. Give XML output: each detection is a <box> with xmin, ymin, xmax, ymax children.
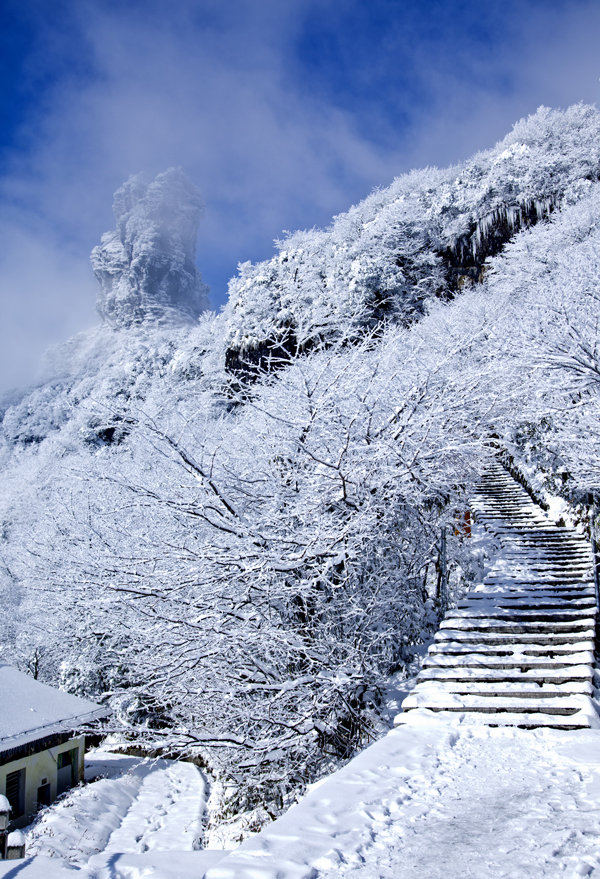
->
<box><xmin>56</xmin><ymin>749</ymin><xmax>77</xmax><ymax>771</ymax></box>
<box><xmin>56</xmin><ymin>747</ymin><xmax>79</xmax><ymax>796</ymax></box>
<box><xmin>5</xmin><ymin>769</ymin><xmax>25</xmax><ymax>818</ymax></box>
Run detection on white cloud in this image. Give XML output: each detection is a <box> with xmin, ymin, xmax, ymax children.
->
<box><xmin>0</xmin><ymin>210</ymin><xmax>98</xmax><ymax>393</ymax></box>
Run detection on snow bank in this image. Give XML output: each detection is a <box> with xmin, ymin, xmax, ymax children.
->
<box><xmin>23</xmin><ymin>749</ymin><xmax>209</xmax><ymax>875</ymax></box>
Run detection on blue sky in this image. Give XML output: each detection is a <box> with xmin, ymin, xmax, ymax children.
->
<box><xmin>1</xmin><ymin>0</ymin><xmax>600</xmax><ymax>391</ymax></box>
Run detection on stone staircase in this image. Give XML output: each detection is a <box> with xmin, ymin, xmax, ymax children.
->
<box><xmin>397</xmin><ymin>461</ymin><xmax>599</xmax><ymax>729</ymax></box>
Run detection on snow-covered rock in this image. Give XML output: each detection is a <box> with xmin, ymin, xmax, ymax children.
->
<box><xmin>92</xmin><ymin>168</ymin><xmax>209</xmax><ymax>328</ymax></box>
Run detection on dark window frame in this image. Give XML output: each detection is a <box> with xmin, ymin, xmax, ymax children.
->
<box><xmin>5</xmin><ymin>768</ymin><xmax>25</xmax><ymax>818</ymax></box>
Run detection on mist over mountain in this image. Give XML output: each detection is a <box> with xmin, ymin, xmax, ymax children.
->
<box><xmin>92</xmin><ymin>167</ymin><xmax>209</xmax><ymax>329</ymax></box>
<box><xmin>2</xmin><ymin>104</ymin><xmax>600</xmax><ymax>830</ymax></box>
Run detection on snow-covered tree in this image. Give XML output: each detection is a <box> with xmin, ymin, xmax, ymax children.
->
<box><xmin>5</xmin><ymin>105</ymin><xmax>600</xmax><ymax>829</ymax></box>
<box><xmin>4</xmin><ymin>306</ymin><xmax>495</xmax><ymax>815</ymax></box>
<box><xmin>225</xmin><ymin>104</ymin><xmax>600</xmax><ymax>371</ymax></box>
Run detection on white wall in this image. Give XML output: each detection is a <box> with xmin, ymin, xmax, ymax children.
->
<box><xmin>0</xmin><ymin>736</ymin><xmax>84</xmax><ymax>826</ymax></box>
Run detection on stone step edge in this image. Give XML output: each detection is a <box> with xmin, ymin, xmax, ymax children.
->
<box><xmin>394</xmin><ymin>709</ymin><xmax>594</xmax><ymax>729</ymax></box>
<box><xmin>439</xmin><ymin>618</ymin><xmax>596</xmax><ymax>630</ymax></box>
<box><xmin>409</xmin><ymin>682</ymin><xmax>593</xmax><ymax>697</ymax></box>
<box><xmin>400</xmin><ymin>693</ymin><xmax>592</xmax><ymax>713</ymax></box>
<box><xmin>418</xmin><ymin>668</ymin><xmax>592</xmax><ymax>682</ymax></box>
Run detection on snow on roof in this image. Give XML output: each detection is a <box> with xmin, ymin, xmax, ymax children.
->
<box><xmin>0</xmin><ymin>663</ymin><xmax>106</xmax><ymax>752</ymax></box>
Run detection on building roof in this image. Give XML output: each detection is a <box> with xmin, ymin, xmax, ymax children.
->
<box><xmin>0</xmin><ymin>663</ymin><xmax>106</xmax><ymax>752</ymax></box>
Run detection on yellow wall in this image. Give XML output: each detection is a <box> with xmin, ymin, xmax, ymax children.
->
<box><xmin>0</xmin><ymin>736</ymin><xmax>84</xmax><ymax>826</ymax></box>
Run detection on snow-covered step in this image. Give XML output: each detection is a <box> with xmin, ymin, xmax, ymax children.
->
<box><xmin>455</xmin><ymin>606</ymin><xmax>594</xmax><ymax>618</ymax></box>
<box><xmin>487</xmin><ymin>560</ymin><xmax>591</xmax><ymax>570</ymax></box>
<box><xmin>505</xmin><ymin>543</ymin><xmax>591</xmax><ymax>550</ymax></box>
<box><xmin>503</xmin><ymin>528</ymin><xmax>589</xmax><ymax>552</ymax></box>
<box><xmin>475</xmin><ymin>509</ymin><xmax>544</xmax><ymax>517</ymax></box>
<box><xmin>401</xmin><ymin>690</ymin><xmax>591</xmax><ymax>715</ymax></box>
<box><xmin>424</xmin><ymin>659</ymin><xmax>594</xmax><ymax>672</ymax></box>
<box><xmin>475</xmin><ymin>507</ymin><xmax>535</xmax><ymax>514</ymax></box>
<box><xmin>500</xmin><ymin>576</ymin><xmax>591</xmax><ymax>583</ymax></box>
<box><xmin>483</xmin><ymin>576</ymin><xmax>592</xmax><ymax>586</ymax></box>
<box><xmin>498</xmin><ymin>569</ymin><xmax>591</xmax><ymax>578</ymax></box>
<box><xmin>502</xmin><ymin>557</ymin><xmax>591</xmax><ymax>565</ymax></box>
<box><xmin>399</xmin><ymin>461</ymin><xmax>599</xmax><ymax>729</ymax></box>
<box><xmin>475</xmin><ymin>510</ymin><xmax>552</xmax><ymax>530</ymax></box>
<box><xmin>427</xmin><ymin>639</ymin><xmax>595</xmax><ymax>655</ymax></box>
<box><xmin>475</xmin><ymin>507</ymin><xmax>542</xmax><ymax>514</ymax></box>
<box><xmin>462</xmin><ymin>591</ymin><xmax>595</xmax><ymax>602</ymax></box>
<box><xmin>457</xmin><ymin>599</ymin><xmax>596</xmax><ymax>610</ymax></box>
<box><xmin>504</xmin><ymin>555</ymin><xmax>591</xmax><ymax>563</ymax></box>
<box><xmin>504</xmin><ymin>528</ymin><xmax>589</xmax><ymax>552</ymax></box>
<box><xmin>423</xmin><ymin>658</ymin><xmax>595</xmax><ymax>673</ymax></box>
<box><xmin>507</xmin><ymin>571</ymin><xmax>592</xmax><ymax>578</ymax></box>
<box><xmin>448</xmin><ymin>607</ymin><xmax>594</xmax><ymax>619</ymax></box>
<box><xmin>508</xmin><ymin>577</ymin><xmax>593</xmax><ymax>585</ymax></box>
<box><xmin>476</xmin><ymin>509</ymin><xmax>544</xmax><ymax>516</ymax></box>
<box><xmin>502</xmin><ymin>527</ymin><xmax>585</xmax><ymax>536</ymax></box>
<box><xmin>418</xmin><ymin>665</ymin><xmax>593</xmax><ymax>684</ymax></box>
<box><xmin>410</xmin><ymin>680</ymin><xmax>593</xmax><ymax>698</ymax></box>
<box><xmin>490</xmin><ymin>549</ymin><xmax>583</xmax><ymax>558</ymax></box>
<box><xmin>457</xmin><ymin>595</ymin><xmax>595</xmax><ymax>607</ymax></box>
<box><xmin>424</xmin><ymin>652</ymin><xmax>595</xmax><ymax>670</ymax></box>
<box><xmin>490</xmin><ymin>550</ymin><xmax>589</xmax><ymax>559</ymax></box>
<box><xmin>397</xmin><ymin>709</ymin><xmax>594</xmax><ymax>730</ymax></box>
<box><xmin>435</xmin><ymin>629</ymin><xmax>594</xmax><ymax>647</ymax></box>
<box><xmin>438</xmin><ymin>617</ymin><xmax>595</xmax><ymax>632</ymax></box>
<box><xmin>478</xmin><ymin>583</ymin><xmax>595</xmax><ymax>602</ymax></box>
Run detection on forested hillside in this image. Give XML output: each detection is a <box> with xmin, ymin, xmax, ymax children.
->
<box><xmin>1</xmin><ymin>104</ymin><xmax>599</xmax><ymax>829</ymax></box>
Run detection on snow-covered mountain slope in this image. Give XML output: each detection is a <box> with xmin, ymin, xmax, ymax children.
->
<box><xmin>2</xmin><ymin>103</ymin><xmax>600</xmax><ymax>830</ymax></box>
<box><xmin>224</xmin><ymin>104</ymin><xmax>600</xmax><ymax>363</ymax></box>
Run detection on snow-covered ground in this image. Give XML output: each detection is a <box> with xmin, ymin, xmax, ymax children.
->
<box><xmin>206</xmin><ymin>717</ymin><xmax>600</xmax><ymax>879</ymax></box>
<box><xmin>0</xmin><ymin>748</ymin><xmax>227</xmax><ymax>879</ymax></box>
<box><xmin>4</xmin><ymin>721</ymin><xmax>600</xmax><ymax>879</ymax></box>
<box><xmin>28</xmin><ymin>750</ymin><xmax>206</xmax><ymax>863</ymax></box>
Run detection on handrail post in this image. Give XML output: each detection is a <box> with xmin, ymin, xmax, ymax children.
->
<box><xmin>590</xmin><ymin>494</ymin><xmax>600</xmax><ymax>645</ymax></box>
<box><xmin>437</xmin><ymin>526</ymin><xmax>448</xmax><ymax>619</ymax></box>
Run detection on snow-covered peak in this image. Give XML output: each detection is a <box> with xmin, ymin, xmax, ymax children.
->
<box><xmin>91</xmin><ymin>168</ymin><xmax>209</xmax><ymax>329</ymax></box>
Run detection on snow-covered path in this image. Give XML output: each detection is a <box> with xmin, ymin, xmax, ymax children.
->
<box><xmin>314</xmin><ymin>726</ymin><xmax>600</xmax><ymax>879</ymax></box>
<box><xmin>206</xmin><ymin>722</ymin><xmax>600</xmax><ymax>879</ymax></box>
<box><xmin>24</xmin><ymin>750</ymin><xmax>212</xmax><ymax>871</ymax></box>
<box><xmin>8</xmin><ymin>727</ymin><xmax>600</xmax><ymax>879</ymax></box>
<box><xmin>100</xmin><ymin>757</ymin><xmax>204</xmax><ymax>854</ymax></box>
<box><xmin>400</xmin><ymin>461</ymin><xmax>597</xmax><ymax>728</ymax></box>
